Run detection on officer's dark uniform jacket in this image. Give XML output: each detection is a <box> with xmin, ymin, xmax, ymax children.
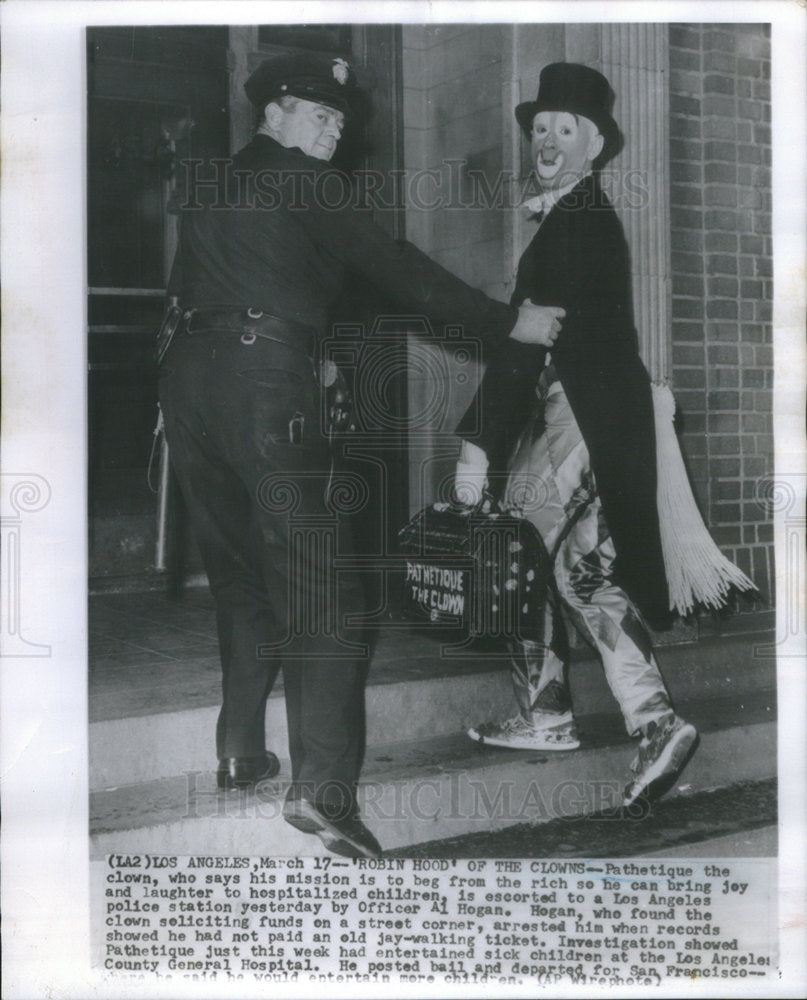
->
<box><xmin>171</xmin><ymin>133</ymin><xmax>518</xmax><ymax>340</ymax></box>
<box><xmin>456</xmin><ymin>172</ymin><xmax>670</xmax><ymax>627</ymax></box>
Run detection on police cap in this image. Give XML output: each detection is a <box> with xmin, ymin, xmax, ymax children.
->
<box><xmin>244</xmin><ymin>52</ymin><xmax>355</xmax><ymax>116</ymax></box>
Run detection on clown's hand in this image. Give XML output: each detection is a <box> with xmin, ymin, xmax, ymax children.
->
<box><xmin>454</xmin><ymin>440</ymin><xmax>490</xmax><ymax>507</ymax></box>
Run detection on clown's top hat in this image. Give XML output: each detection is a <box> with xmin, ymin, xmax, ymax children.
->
<box><xmin>515</xmin><ymin>62</ymin><xmax>622</xmax><ymax>165</ymax></box>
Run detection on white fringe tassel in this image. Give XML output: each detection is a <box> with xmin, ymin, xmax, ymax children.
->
<box><xmin>653</xmin><ymin>382</ymin><xmax>757</xmax><ymax>616</ymax></box>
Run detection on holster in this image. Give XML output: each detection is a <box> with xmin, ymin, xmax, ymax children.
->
<box><xmin>154</xmin><ymin>301</ymin><xmax>183</xmax><ymax>365</ymax></box>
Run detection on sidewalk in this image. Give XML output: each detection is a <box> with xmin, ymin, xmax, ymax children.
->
<box><xmin>387</xmin><ymin>778</ymin><xmax>778</xmax><ymax>858</ymax></box>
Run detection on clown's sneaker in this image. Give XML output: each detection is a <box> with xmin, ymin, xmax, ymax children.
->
<box><xmin>623</xmin><ymin>714</ymin><xmax>698</xmax><ymax>807</ymax></box>
<box><xmin>468</xmin><ymin>713</ymin><xmax>580</xmax><ymax>751</ymax></box>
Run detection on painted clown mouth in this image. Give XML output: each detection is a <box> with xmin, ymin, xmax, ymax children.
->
<box><xmin>537</xmin><ymin>151</ymin><xmax>564</xmax><ymax>178</ymax></box>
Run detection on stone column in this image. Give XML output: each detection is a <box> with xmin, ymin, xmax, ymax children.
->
<box><xmin>599</xmin><ymin>23</ymin><xmax>672</xmax><ymax>382</ymax></box>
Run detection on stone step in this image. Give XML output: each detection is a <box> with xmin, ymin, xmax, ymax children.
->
<box><xmin>89</xmin><ymin>628</ymin><xmax>775</xmax><ymax>791</ymax></box>
<box><xmin>90</xmin><ymin>691</ymin><xmax>776</xmax><ymax>858</ymax></box>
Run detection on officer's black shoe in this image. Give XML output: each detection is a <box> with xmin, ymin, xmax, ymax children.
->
<box><xmin>283</xmin><ymin>797</ymin><xmax>382</xmax><ymax>859</ymax></box>
<box><xmin>217</xmin><ymin>752</ymin><xmax>280</xmax><ymax>790</ymax></box>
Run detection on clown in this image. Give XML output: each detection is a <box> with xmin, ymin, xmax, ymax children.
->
<box><xmin>457</xmin><ymin>63</ymin><xmax>698</xmax><ymax>807</ymax></box>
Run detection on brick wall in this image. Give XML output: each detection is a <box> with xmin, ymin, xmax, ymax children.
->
<box><xmin>668</xmin><ymin>23</ymin><xmax>774</xmax><ymax>601</ymax></box>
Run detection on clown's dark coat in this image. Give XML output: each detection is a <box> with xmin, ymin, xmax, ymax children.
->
<box><xmin>456</xmin><ymin>173</ymin><xmax>671</xmax><ymax>627</ymax></box>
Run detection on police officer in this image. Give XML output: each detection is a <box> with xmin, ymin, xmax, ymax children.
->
<box><xmin>159</xmin><ymin>52</ymin><xmax>562</xmax><ymax>858</ymax></box>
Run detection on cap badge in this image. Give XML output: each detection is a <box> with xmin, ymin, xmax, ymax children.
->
<box><xmin>332</xmin><ymin>58</ymin><xmax>349</xmax><ymax>85</ymax></box>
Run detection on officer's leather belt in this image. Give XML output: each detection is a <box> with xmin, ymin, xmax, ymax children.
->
<box><xmin>183</xmin><ymin>308</ymin><xmax>316</xmax><ymax>357</ymax></box>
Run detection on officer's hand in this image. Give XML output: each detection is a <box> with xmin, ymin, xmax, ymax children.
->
<box><xmin>509</xmin><ymin>304</ymin><xmax>565</xmax><ymax>346</ymax></box>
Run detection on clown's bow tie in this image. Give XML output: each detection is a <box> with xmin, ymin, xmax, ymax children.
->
<box><xmin>521</xmin><ymin>195</ymin><xmax>546</xmax><ymax>222</ymax></box>
<box><xmin>520</xmin><ymin>173</ymin><xmax>591</xmax><ymax>223</ymax></box>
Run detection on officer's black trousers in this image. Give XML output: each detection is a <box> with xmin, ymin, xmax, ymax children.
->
<box><xmin>159</xmin><ymin>330</ymin><xmax>367</xmax><ymax>818</ymax></box>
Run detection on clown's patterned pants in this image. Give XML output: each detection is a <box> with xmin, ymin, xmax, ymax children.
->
<box><xmin>505</xmin><ymin>381</ymin><xmax>672</xmax><ymax>738</ymax></box>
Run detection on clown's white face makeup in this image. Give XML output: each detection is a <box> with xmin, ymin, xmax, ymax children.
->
<box><xmin>530</xmin><ymin>111</ymin><xmax>604</xmax><ymax>190</ymax></box>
